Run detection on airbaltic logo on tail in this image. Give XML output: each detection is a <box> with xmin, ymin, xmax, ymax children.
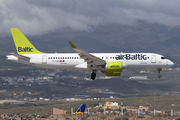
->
<box><xmin>18</xmin><ymin>47</ymin><xmax>33</xmax><ymax>52</ymax></box>
<box><xmin>116</xmin><ymin>54</ymin><xmax>148</xmax><ymax>60</ymax></box>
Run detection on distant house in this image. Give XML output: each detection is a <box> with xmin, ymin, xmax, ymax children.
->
<box><xmin>31</xmin><ymin>98</ymin><xmax>38</xmax><ymax>101</ymax></box>
<box><xmin>99</xmin><ymin>101</ymin><xmax>120</xmax><ymax>109</ymax></box>
<box><xmin>99</xmin><ymin>102</ymin><xmax>104</xmax><ymax>108</ymax></box>
<box><xmin>44</xmin><ymin>98</ymin><xmax>50</xmax><ymax>101</ymax></box>
<box><xmin>139</xmin><ymin>105</ymin><xmax>149</xmax><ymax>111</ymax></box>
<box><xmin>24</xmin><ymin>97</ymin><xmax>31</xmax><ymax>101</ymax></box>
<box><xmin>129</xmin><ymin>76</ymin><xmax>148</xmax><ymax>80</ymax></box>
<box><xmin>39</xmin><ymin>97</ymin><xmax>44</xmax><ymax>101</ymax></box>
<box><xmin>53</xmin><ymin>108</ymin><xmax>67</xmax><ymax>115</ymax></box>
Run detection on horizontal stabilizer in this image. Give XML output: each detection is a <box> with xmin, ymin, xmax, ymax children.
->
<box><xmin>10</xmin><ymin>53</ymin><xmax>30</xmax><ymax>60</ymax></box>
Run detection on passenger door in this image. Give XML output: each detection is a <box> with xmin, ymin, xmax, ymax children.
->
<box><xmin>151</xmin><ymin>55</ymin><xmax>156</xmax><ymax>63</ymax></box>
<box><xmin>42</xmin><ymin>55</ymin><xmax>47</xmax><ymax>64</ymax></box>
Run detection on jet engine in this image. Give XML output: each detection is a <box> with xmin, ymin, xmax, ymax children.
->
<box><xmin>105</xmin><ymin>61</ymin><xmax>127</xmax><ymax>76</ymax></box>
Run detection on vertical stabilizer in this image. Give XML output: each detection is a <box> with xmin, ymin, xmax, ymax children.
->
<box><xmin>75</xmin><ymin>104</ymin><xmax>86</xmax><ymax>115</ymax></box>
<box><xmin>10</xmin><ymin>28</ymin><xmax>43</xmax><ymax>54</ymax></box>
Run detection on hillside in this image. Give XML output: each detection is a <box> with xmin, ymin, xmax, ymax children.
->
<box><xmin>163</xmin><ymin>35</ymin><xmax>180</xmax><ymax>46</ymax></box>
<box><xmin>1</xmin><ymin>21</ymin><xmax>180</xmax><ymax>55</ymax></box>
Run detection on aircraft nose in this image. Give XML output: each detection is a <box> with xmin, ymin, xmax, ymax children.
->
<box><xmin>168</xmin><ymin>60</ymin><xmax>174</xmax><ymax>66</ymax></box>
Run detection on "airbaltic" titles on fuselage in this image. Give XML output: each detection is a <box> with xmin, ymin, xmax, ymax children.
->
<box><xmin>116</xmin><ymin>54</ymin><xmax>148</xmax><ymax>60</ymax></box>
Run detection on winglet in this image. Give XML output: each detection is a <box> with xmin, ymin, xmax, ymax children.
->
<box><xmin>68</xmin><ymin>41</ymin><xmax>77</xmax><ymax>49</ymax></box>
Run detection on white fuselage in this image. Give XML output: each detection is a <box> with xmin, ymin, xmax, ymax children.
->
<box><xmin>6</xmin><ymin>53</ymin><xmax>174</xmax><ymax>70</ymax></box>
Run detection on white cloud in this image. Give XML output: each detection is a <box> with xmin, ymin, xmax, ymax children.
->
<box><xmin>0</xmin><ymin>0</ymin><xmax>180</xmax><ymax>36</ymax></box>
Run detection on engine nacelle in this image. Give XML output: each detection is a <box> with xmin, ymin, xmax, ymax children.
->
<box><xmin>105</xmin><ymin>61</ymin><xmax>123</xmax><ymax>76</ymax></box>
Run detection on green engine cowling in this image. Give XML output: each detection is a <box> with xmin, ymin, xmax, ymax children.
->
<box><xmin>106</xmin><ymin>61</ymin><xmax>122</xmax><ymax>76</ymax></box>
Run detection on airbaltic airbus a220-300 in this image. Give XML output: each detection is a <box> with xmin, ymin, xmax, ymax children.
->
<box><xmin>6</xmin><ymin>28</ymin><xmax>174</xmax><ymax>80</ymax></box>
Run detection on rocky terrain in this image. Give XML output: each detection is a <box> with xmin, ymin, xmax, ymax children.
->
<box><xmin>1</xmin><ymin>114</ymin><xmax>180</xmax><ymax>120</ymax></box>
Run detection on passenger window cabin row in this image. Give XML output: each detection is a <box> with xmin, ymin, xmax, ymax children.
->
<box><xmin>101</xmin><ymin>57</ymin><xmax>115</xmax><ymax>59</ymax></box>
<box><xmin>48</xmin><ymin>57</ymin><xmax>79</xmax><ymax>59</ymax></box>
<box><xmin>48</xmin><ymin>56</ymin><xmax>116</xmax><ymax>60</ymax></box>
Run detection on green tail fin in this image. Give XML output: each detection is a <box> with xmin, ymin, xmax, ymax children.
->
<box><xmin>10</xmin><ymin>28</ymin><xmax>43</xmax><ymax>54</ymax></box>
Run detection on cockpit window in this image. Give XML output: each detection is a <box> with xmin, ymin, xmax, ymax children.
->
<box><xmin>161</xmin><ymin>57</ymin><xmax>166</xmax><ymax>59</ymax></box>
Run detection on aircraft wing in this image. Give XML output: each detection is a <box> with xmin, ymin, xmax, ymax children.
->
<box><xmin>10</xmin><ymin>53</ymin><xmax>30</xmax><ymax>60</ymax></box>
<box><xmin>68</xmin><ymin>41</ymin><xmax>106</xmax><ymax>70</ymax></box>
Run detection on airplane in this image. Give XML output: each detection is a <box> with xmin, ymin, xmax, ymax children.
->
<box><xmin>75</xmin><ymin>104</ymin><xmax>86</xmax><ymax>115</ymax></box>
<box><xmin>6</xmin><ymin>28</ymin><xmax>174</xmax><ymax>80</ymax></box>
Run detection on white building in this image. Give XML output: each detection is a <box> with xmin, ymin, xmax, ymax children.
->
<box><xmin>129</xmin><ymin>76</ymin><xmax>149</xmax><ymax>80</ymax></box>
